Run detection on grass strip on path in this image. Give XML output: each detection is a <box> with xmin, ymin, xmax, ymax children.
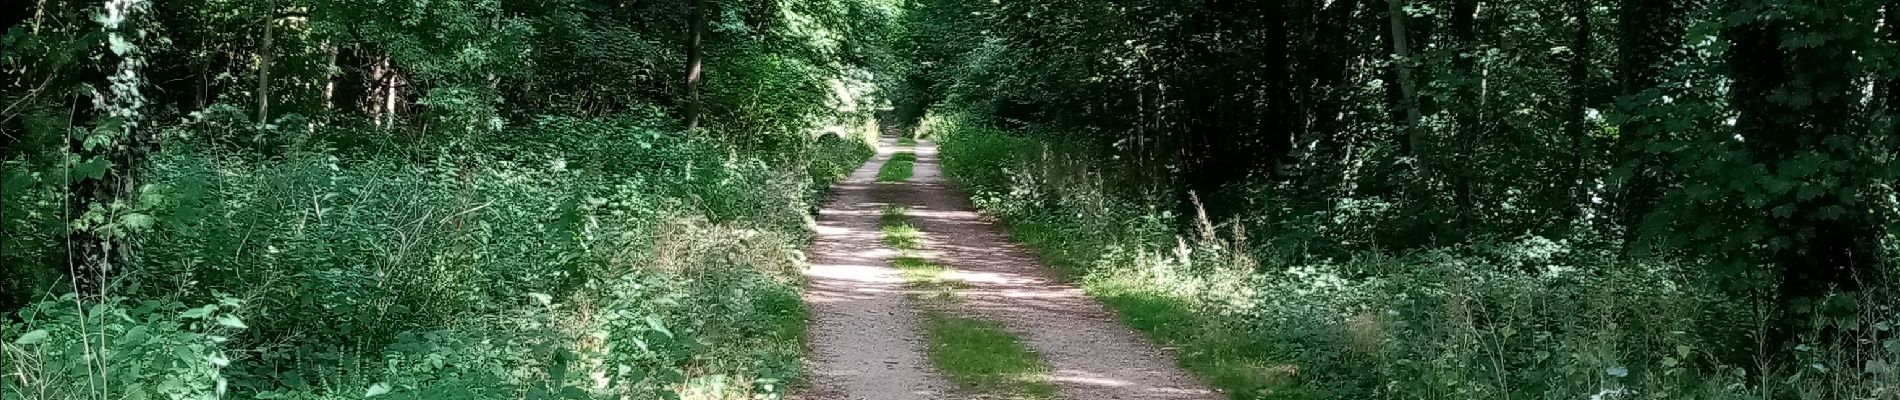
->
<box><xmin>879</xmin><ymin>206</ymin><xmax>1057</xmax><ymax>399</ymax></box>
<box><xmin>877</xmin><ymin>153</ymin><xmax>917</xmax><ymax>182</ymax></box>
<box><xmin>924</xmin><ymin>314</ymin><xmax>1058</xmax><ymax>400</ymax></box>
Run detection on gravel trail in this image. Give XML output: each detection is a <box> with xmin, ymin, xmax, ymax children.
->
<box><xmin>798</xmin><ymin>136</ymin><xmax>1218</xmax><ymax>400</ymax></box>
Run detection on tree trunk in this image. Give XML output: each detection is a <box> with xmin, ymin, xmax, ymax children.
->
<box><xmin>1613</xmin><ymin>0</ymin><xmax>1684</xmax><ymax>248</ymax></box>
<box><xmin>684</xmin><ymin>0</ymin><xmax>707</xmax><ymax>132</ymax></box>
<box><xmin>321</xmin><ymin>43</ymin><xmax>337</xmax><ymax>114</ymax></box>
<box><xmin>257</xmin><ymin>15</ymin><xmax>274</xmax><ymax>125</ymax></box>
<box><xmin>1726</xmin><ymin>0</ymin><xmax>1888</xmax><ymax>352</ymax></box>
<box><xmin>1563</xmin><ymin>0</ymin><xmax>1591</xmax><ymax>220</ymax></box>
<box><xmin>1387</xmin><ymin>0</ymin><xmax>1423</xmax><ymax>157</ymax></box>
<box><xmin>1450</xmin><ymin>0</ymin><xmax>1480</xmax><ymax>227</ymax></box>
<box><xmin>383</xmin><ymin>58</ymin><xmax>399</xmax><ymax>129</ymax></box>
<box><xmin>71</xmin><ymin>0</ymin><xmax>152</xmax><ymax>299</ymax></box>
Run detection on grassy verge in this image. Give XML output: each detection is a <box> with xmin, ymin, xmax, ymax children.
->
<box><xmin>879</xmin><ymin>206</ymin><xmax>1057</xmax><ymax>399</ymax></box>
<box><xmin>1009</xmin><ymin>220</ymin><xmax>1292</xmax><ymax>398</ymax></box>
<box><xmin>900</xmin><ymin>137</ymin><xmax>919</xmax><ymax>146</ymax></box>
<box><xmin>878</xmin><ymin>152</ymin><xmax>917</xmax><ymax>182</ymax></box>
<box><xmin>936</xmin><ymin>120</ymin><xmax>1835</xmax><ymax>400</ymax></box>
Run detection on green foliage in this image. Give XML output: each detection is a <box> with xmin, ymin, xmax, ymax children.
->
<box><xmin>808</xmin><ymin>133</ymin><xmax>878</xmax><ymax>193</ymax></box>
<box><xmin>905</xmin><ymin>0</ymin><xmax>1900</xmax><ymax>395</ymax></box>
<box><xmin>1</xmin><ymin>0</ymin><xmax>888</xmax><ymax>398</ymax></box>
<box><xmin>3</xmin><ymin>295</ymin><xmax>244</xmax><ymax>400</ymax></box>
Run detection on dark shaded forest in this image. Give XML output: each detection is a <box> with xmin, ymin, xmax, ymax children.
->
<box><xmin>905</xmin><ymin>0</ymin><xmax>1900</xmax><ymax>398</ymax></box>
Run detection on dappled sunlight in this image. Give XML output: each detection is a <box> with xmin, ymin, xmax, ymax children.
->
<box><xmin>806</xmin><ymin>263</ymin><xmax>906</xmax><ymax>284</ymax></box>
<box><xmin>1049</xmin><ymin>371</ymin><xmax>1133</xmax><ymax>387</ymax></box>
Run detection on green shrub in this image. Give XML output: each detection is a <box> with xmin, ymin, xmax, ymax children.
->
<box><xmin>3</xmin><ymin>295</ymin><xmax>245</xmax><ymax>400</ymax></box>
<box><xmin>809</xmin><ymin>133</ymin><xmax>877</xmax><ymax>191</ymax></box>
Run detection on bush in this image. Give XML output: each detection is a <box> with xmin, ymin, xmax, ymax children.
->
<box><xmin>3</xmin><ymin>295</ymin><xmax>245</xmax><ymax>400</ymax></box>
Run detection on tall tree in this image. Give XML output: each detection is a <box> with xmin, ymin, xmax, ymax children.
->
<box><xmin>71</xmin><ymin>0</ymin><xmax>153</xmax><ymax>298</ymax></box>
<box><xmin>1450</xmin><ymin>0</ymin><xmax>1481</xmax><ymax>224</ymax></box>
<box><xmin>256</xmin><ymin>6</ymin><xmax>277</xmax><ymax>125</ymax></box>
<box><xmin>1725</xmin><ymin>0</ymin><xmax>1890</xmax><ymax>346</ymax></box>
<box><xmin>1387</xmin><ymin>0</ymin><xmax>1422</xmax><ymax>157</ymax></box>
<box><xmin>684</xmin><ymin>0</ymin><xmax>707</xmax><ymax>132</ymax></box>
<box><xmin>1563</xmin><ymin>0</ymin><xmax>1591</xmax><ymax>220</ymax></box>
<box><xmin>1613</xmin><ymin>0</ymin><xmax>1684</xmax><ymax>246</ymax></box>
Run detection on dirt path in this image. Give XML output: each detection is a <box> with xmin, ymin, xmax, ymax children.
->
<box><xmin>799</xmin><ymin>137</ymin><xmax>1217</xmax><ymax>399</ymax></box>
<box><xmin>800</xmin><ymin>136</ymin><xmax>954</xmax><ymax>400</ymax></box>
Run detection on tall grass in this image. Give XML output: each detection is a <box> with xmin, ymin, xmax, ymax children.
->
<box><xmin>0</xmin><ymin>115</ymin><xmax>877</xmax><ymax>400</ymax></box>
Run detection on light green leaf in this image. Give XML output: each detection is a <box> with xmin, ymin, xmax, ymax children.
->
<box><xmin>180</xmin><ymin>305</ymin><xmax>217</xmax><ymax>319</ymax></box>
<box><xmin>71</xmin><ymin>157</ymin><xmax>112</xmax><ymax>181</ymax></box>
<box><xmin>365</xmin><ymin>383</ymin><xmax>391</xmax><ymax>398</ymax></box>
<box><xmin>646</xmin><ymin>315</ymin><xmax>672</xmax><ymax>338</ymax></box>
<box><xmin>14</xmin><ymin>330</ymin><xmax>49</xmax><ymax>345</ymax></box>
<box><xmin>216</xmin><ymin>315</ymin><xmax>248</xmax><ymax>329</ymax></box>
<box><xmin>120</xmin><ymin>213</ymin><xmax>155</xmax><ymax>231</ymax></box>
<box><xmin>109</xmin><ymin>36</ymin><xmax>133</xmax><ymax>56</ymax></box>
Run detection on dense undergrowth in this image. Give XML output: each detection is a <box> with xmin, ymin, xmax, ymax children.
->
<box><xmin>0</xmin><ymin>0</ymin><xmax>895</xmax><ymax>398</ymax></box>
<box><xmin>2</xmin><ymin>115</ymin><xmax>875</xmax><ymax>400</ymax></box>
<box><xmin>931</xmin><ymin>112</ymin><xmax>1900</xmax><ymax>400</ymax></box>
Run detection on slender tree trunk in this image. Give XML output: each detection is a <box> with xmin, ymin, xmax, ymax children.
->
<box><xmin>1304</xmin><ymin>0</ymin><xmax>1360</xmax><ymax>168</ymax></box>
<box><xmin>684</xmin><ymin>0</ymin><xmax>707</xmax><ymax>132</ymax></box>
<box><xmin>257</xmin><ymin>15</ymin><xmax>274</xmax><ymax>125</ymax></box>
<box><xmin>1387</xmin><ymin>0</ymin><xmax>1423</xmax><ymax>157</ymax></box>
<box><xmin>1450</xmin><ymin>0</ymin><xmax>1480</xmax><ymax>227</ymax></box>
<box><xmin>1563</xmin><ymin>0</ymin><xmax>1591</xmax><ymax>220</ymax></box>
<box><xmin>383</xmin><ymin>59</ymin><xmax>398</xmax><ymax>129</ymax></box>
<box><xmin>1379</xmin><ymin>1</ymin><xmax>1407</xmax><ymax>139</ymax></box>
<box><xmin>321</xmin><ymin>43</ymin><xmax>337</xmax><ymax>113</ymax></box>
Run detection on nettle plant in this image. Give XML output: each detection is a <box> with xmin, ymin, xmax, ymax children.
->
<box><xmin>3</xmin><ymin>295</ymin><xmax>248</xmax><ymax>400</ymax></box>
